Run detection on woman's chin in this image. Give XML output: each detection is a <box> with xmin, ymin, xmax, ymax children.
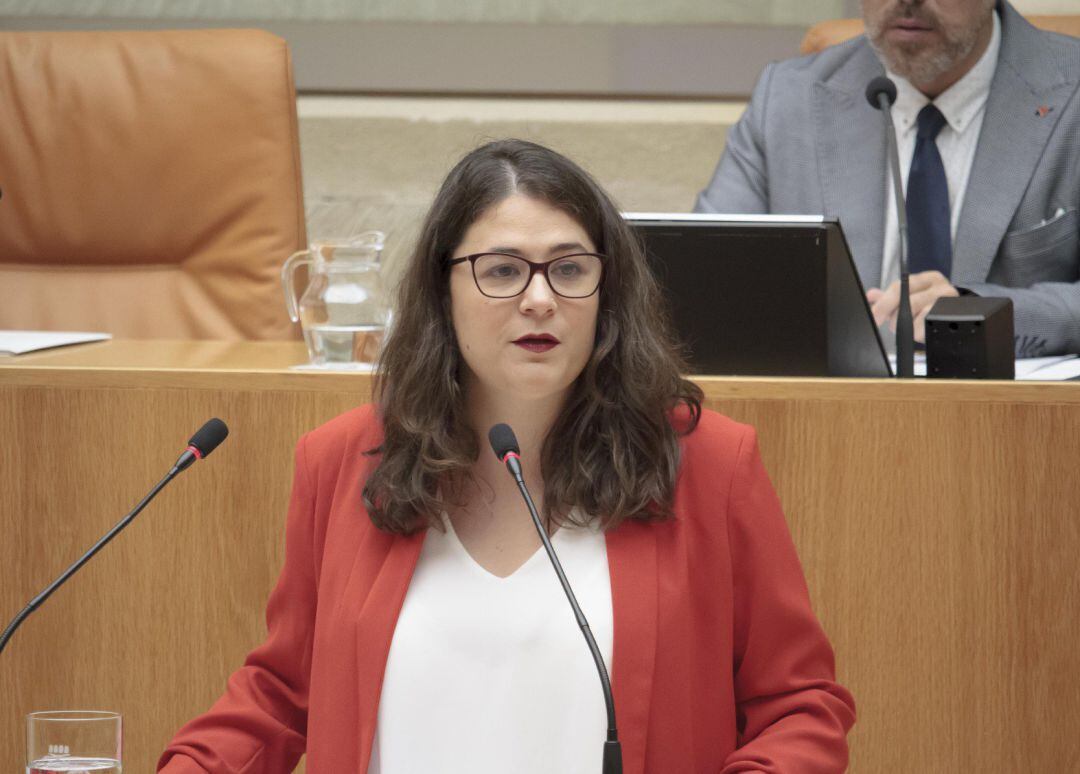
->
<box><xmin>499</xmin><ymin>369</ymin><xmax>576</xmax><ymax>403</ymax></box>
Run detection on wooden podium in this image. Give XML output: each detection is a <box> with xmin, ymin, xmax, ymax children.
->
<box><xmin>2</xmin><ymin>340</ymin><xmax>1078</xmax><ymax>773</ymax></box>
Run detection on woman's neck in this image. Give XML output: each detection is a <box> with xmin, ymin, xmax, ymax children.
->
<box><xmin>442</xmin><ymin>383</ymin><xmax>569</xmax><ymax>569</ymax></box>
<box><xmin>464</xmin><ymin>381</ymin><xmax>568</xmax><ymax>490</ymax></box>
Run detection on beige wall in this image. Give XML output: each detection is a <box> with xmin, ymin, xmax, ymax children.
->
<box><xmin>297</xmin><ymin>96</ymin><xmax>742</xmax><ymax>286</ymax></box>
<box><xmin>5</xmin><ymin>0</ymin><xmax>1070</xmax><ymax>22</ymax></box>
<box><xmin>1013</xmin><ymin>0</ymin><xmax>1080</xmax><ymax>11</ymax></box>
<box><xmin>0</xmin><ymin>0</ymin><xmax>852</xmax><ymax>26</ymax></box>
<box><xmin>3</xmin><ymin>1</ymin><xmax>1074</xmax><ymax>97</ymax></box>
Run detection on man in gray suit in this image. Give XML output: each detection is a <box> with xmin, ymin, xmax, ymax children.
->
<box><xmin>695</xmin><ymin>0</ymin><xmax>1079</xmax><ymax>356</ymax></box>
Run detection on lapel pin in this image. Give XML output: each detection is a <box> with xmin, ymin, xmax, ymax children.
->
<box><xmin>1036</xmin><ymin>105</ymin><xmax>1053</xmax><ymax>118</ymax></box>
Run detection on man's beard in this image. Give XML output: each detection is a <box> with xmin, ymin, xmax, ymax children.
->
<box><xmin>865</xmin><ymin>2</ymin><xmax>992</xmax><ymax>87</ymax></box>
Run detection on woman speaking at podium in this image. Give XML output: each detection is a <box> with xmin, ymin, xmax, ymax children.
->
<box><xmin>159</xmin><ymin>140</ymin><xmax>854</xmax><ymax>773</ymax></box>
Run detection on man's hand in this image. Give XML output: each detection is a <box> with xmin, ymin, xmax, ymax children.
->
<box><xmin>866</xmin><ymin>270</ymin><xmax>959</xmax><ymax>343</ymax></box>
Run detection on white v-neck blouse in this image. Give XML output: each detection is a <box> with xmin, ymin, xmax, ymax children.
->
<box><xmin>367</xmin><ymin>514</ymin><xmax>613</xmax><ymax>774</ymax></box>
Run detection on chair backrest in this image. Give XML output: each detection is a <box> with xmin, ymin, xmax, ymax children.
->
<box><xmin>0</xmin><ymin>29</ymin><xmax>307</xmax><ymax>340</ymax></box>
<box><xmin>800</xmin><ymin>15</ymin><xmax>1080</xmax><ymax>55</ymax></box>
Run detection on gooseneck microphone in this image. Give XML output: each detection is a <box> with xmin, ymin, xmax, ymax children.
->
<box><xmin>488</xmin><ymin>423</ymin><xmax>622</xmax><ymax>774</ymax></box>
<box><xmin>0</xmin><ymin>418</ymin><xmax>229</xmax><ymax>655</ymax></box>
<box><xmin>866</xmin><ymin>75</ymin><xmax>916</xmax><ymax>378</ymax></box>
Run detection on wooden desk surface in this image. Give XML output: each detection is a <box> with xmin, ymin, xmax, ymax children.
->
<box><xmin>6</xmin><ymin>338</ymin><xmax>1079</xmax><ymax>403</ymax></box>
<box><xmin>2</xmin><ymin>340</ymin><xmax>1079</xmax><ymax>773</ymax></box>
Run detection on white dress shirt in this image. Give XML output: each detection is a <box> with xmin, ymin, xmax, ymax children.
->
<box><xmin>878</xmin><ymin>10</ymin><xmax>1001</xmax><ymax>289</ymax></box>
<box><xmin>367</xmin><ymin>512</ymin><xmax>613</xmax><ymax>774</ymax></box>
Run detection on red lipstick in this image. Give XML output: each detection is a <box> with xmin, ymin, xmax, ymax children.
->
<box><xmin>513</xmin><ymin>333</ymin><xmax>560</xmax><ymax>353</ymax></box>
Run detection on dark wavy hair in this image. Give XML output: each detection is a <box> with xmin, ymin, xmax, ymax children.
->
<box><xmin>363</xmin><ymin>139</ymin><xmax>701</xmax><ymax>534</ymax></box>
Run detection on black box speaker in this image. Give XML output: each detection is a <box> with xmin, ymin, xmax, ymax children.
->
<box><xmin>926</xmin><ymin>297</ymin><xmax>1014</xmax><ymax>379</ymax></box>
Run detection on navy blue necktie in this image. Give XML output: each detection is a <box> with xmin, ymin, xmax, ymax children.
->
<box><xmin>906</xmin><ymin>104</ymin><xmax>951</xmax><ymax>276</ymax></box>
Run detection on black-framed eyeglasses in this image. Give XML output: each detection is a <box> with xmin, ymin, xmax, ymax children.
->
<box><xmin>448</xmin><ymin>252</ymin><xmax>605</xmax><ymax>299</ymax></box>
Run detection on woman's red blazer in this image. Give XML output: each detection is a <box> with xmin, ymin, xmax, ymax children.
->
<box><xmin>159</xmin><ymin>406</ymin><xmax>855</xmax><ymax>773</ymax></box>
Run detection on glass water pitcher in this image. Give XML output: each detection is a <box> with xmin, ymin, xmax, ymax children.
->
<box><xmin>282</xmin><ymin>231</ymin><xmax>390</xmax><ymax>368</ymax></box>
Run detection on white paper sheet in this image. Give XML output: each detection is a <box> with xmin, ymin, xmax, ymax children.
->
<box><xmin>1016</xmin><ymin>355</ymin><xmax>1080</xmax><ymax>381</ymax></box>
<box><xmin>888</xmin><ymin>353</ymin><xmax>928</xmax><ymax>377</ymax></box>
<box><xmin>886</xmin><ymin>353</ymin><xmax>1080</xmax><ymax>381</ymax></box>
<box><xmin>0</xmin><ymin>330</ymin><xmax>112</xmax><ymax>356</ymax></box>
<box><xmin>289</xmin><ymin>361</ymin><xmax>376</xmax><ymax>372</ymax></box>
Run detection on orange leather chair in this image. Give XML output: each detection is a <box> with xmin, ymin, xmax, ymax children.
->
<box><xmin>800</xmin><ymin>15</ymin><xmax>1080</xmax><ymax>55</ymax></box>
<box><xmin>0</xmin><ymin>29</ymin><xmax>306</xmax><ymax>340</ymax></box>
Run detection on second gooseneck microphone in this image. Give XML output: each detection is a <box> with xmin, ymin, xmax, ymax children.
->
<box><xmin>0</xmin><ymin>418</ymin><xmax>229</xmax><ymax>656</ymax></box>
<box><xmin>866</xmin><ymin>75</ymin><xmax>916</xmax><ymax>379</ymax></box>
<box><xmin>488</xmin><ymin>423</ymin><xmax>622</xmax><ymax>774</ymax></box>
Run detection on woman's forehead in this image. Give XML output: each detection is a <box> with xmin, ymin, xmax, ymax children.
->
<box><xmin>458</xmin><ymin>194</ymin><xmax>595</xmax><ymax>254</ymax></box>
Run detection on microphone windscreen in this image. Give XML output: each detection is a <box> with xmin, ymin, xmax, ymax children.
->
<box><xmin>188</xmin><ymin>418</ymin><xmax>229</xmax><ymax>458</ymax></box>
<box><xmin>488</xmin><ymin>423</ymin><xmax>520</xmax><ymax>462</ymax></box>
<box><xmin>865</xmin><ymin>76</ymin><xmax>897</xmax><ymax>109</ymax></box>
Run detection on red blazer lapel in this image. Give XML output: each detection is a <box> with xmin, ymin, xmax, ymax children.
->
<box><xmin>606</xmin><ymin>519</ymin><xmax>658</xmax><ymax>774</ymax></box>
<box><xmin>353</xmin><ymin>528</ymin><xmax>427</xmax><ymax>769</ymax></box>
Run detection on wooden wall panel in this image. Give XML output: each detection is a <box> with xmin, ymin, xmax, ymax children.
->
<box><xmin>1</xmin><ymin>381</ymin><xmax>361</xmax><ymax>773</ymax></box>
<box><xmin>707</xmin><ymin>395</ymin><xmax>1080</xmax><ymax>772</ymax></box>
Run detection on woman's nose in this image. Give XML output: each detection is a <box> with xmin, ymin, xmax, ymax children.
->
<box><xmin>518</xmin><ymin>271</ymin><xmax>557</xmax><ymax>314</ymax></box>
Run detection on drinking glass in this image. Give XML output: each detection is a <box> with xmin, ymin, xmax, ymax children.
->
<box><xmin>26</xmin><ymin>711</ymin><xmax>121</xmax><ymax>773</ymax></box>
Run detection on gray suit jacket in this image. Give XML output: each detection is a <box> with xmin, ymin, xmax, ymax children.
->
<box><xmin>695</xmin><ymin>1</ymin><xmax>1080</xmax><ymax>357</ymax></box>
